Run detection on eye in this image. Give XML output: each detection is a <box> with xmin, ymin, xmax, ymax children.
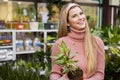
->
<box><xmin>79</xmin><ymin>12</ymin><xmax>83</xmax><ymax>15</ymax></box>
<box><xmin>72</xmin><ymin>14</ymin><xmax>77</xmax><ymax>18</ymax></box>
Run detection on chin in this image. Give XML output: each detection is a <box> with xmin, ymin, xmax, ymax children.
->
<box><xmin>78</xmin><ymin>25</ymin><xmax>85</xmax><ymax>29</ymax></box>
<box><xmin>77</xmin><ymin>23</ymin><xmax>86</xmax><ymax>29</ymax></box>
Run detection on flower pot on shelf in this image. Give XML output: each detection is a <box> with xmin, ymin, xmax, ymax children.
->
<box><xmin>15</xmin><ymin>23</ymin><xmax>24</xmax><ymax>30</ymax></box>
<box><xmin>29</xmin><ymin>22</ymin><xmax>39</xmax><ymax>30</ymax></box>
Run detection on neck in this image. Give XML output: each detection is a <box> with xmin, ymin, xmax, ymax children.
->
<box><xmin>68</xmin><ymin>27</ymin><xmax>86</xmax><ymax>41</ymax></box>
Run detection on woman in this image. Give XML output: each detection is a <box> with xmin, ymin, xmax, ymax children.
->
<box><xmin>50</xmin><ymin>3</ymin><xmax>105</xmax><ymax>80</ymax></box>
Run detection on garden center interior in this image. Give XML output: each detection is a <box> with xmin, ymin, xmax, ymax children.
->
<box><xmin>0</xmin><ymin>0</ymin><xmax>120</xmax><ymax>80</ymax></box>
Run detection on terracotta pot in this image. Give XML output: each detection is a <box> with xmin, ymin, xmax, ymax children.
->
<box><xmin>67</xmin><ymin>68</ymin><xmax>83</xmax><ymax>80</ymax></box>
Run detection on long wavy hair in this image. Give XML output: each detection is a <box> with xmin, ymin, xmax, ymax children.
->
<box><xmin>57</xmin><ymin>3</ymin><xmax>96</xmax><ymax>75</ymax></box>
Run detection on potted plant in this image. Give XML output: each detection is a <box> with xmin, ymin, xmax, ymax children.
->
<box><xmin>101</xmin><ymin>26</ymin><xmax>120</xmax><ymax>80</ymax></box>
<box><xmin>51</xmin><ymin>41</ymin><xmax>83</xmax><ymax>80</ymax></box>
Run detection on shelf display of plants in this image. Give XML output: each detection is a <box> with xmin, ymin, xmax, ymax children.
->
<box><xmin>16</xmin><ymin>32</ymin><xmax>44</xmax><ymax>52</ymax></box>
<box><xmin>0</xmin><ymin>32</ymin><xmax>12</xmax><ymax>46</ymax></box>
<box><xmin>0</xmin><ymin>20</ymin><xmax>5</xmax><ymax>29</ymax></box>
<box><xmin>5</xmin><ymin>2</ymin><xmax>37</xmax><ymax>30</ymax></box>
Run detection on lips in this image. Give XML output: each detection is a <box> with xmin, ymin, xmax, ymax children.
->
<box><xmin>77</xmin><ymin>21</ymin><xmax>85</xmax><ymax>25</ymax></box>
<box><xmin>77</xmin><ymin>21</ymin><xmax>86</xmax><ymax>28</ymax></box>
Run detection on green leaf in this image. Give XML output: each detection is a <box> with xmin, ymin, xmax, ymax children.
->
<box><xmin>58</xmin><ymin>41</ymin><xmax>68</xmax><ymax>53</ymax></box>
<box><xmin>54</xmin><ymin>60</ymin><xmax>65</xmax><ymax>65</ymax></box>
<box><xmin>62</xmin><ymin>67</ymin><xmax>69</xmax><ymax>74</ymax></box>
<box><xmin>109</xmin><ymin>46</ymin><xmax>120</xmax><ymax>55</ymax></box>
<box><xmin>51</xmin><ymin>53</ymin><xmax>64</xmax><ymax>60</ymax></box>
<box><xmin>108</xmin><ymin>30</ymin><xmax>113</xmax><ymax>39</ymax></box>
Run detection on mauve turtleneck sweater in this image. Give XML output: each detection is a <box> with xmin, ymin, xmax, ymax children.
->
<box><xmin>50</xmin><ymin>27</ymin><xmax>105</xmax><ymax>80</ymax></box>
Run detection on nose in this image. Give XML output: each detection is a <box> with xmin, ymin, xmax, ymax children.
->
<box><xmin>78</xmin><ymin>14</ymin><xmax>82</xmax><ymax>18</ymax></box>
<box><xmin>78</xmin><ymin>15</ymin><xmax>84</xmax><ymax>20</ymax></box>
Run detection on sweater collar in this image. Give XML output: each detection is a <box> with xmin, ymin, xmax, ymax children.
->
<box><xmin>68</xmin><ymin>27</ymin><xmax>86</xmax><ymax>41</ymax></box>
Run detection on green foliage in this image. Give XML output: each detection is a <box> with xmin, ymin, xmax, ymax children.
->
<box><xmin>13</xmin><ymin>6</ymin><xmax>24</xmax><ymax>21</ymax></box>
<box><xmin>16</xmin><ymin>6</ymin><xmax>23</xmax><ymax>16</ymax></box>
<box><xmin>91</xmin><ymin>26</ymin><xmax>120</xmax><ymax>80</ymax></box>
<box><xmin>28</xmin><ymin>4</ymin><xmax>36</xmax><ymax>21</ymax></box>
<box><xmin>91</xmin><ymin>26</ymin><xmax>120</xmax><ymax>56</ymax></box>
<box><xmin>33</xmin><ymin>51</ymin><xmax>46</xmax><ymax>70</ymax></box>
<box><xmin>105</xmin><ymin>51</ymin><xmax>120</xmax><ymax>80</ymax></box>
<box><xmin>0</xmin><ymin>50</ymin><xmax>51</xmax><ymax>80</ymax></box>
<box><xmin>90</xmin><ymin>27</ymin><xmax>103</xmax><ymax>37</ymax></box>
<box><xmin>0</xmin><ymin>61</ymin><xmax>40</xmax><ymax>80</ymax></box>
<box><xmin>102</xmin><ymin>26</ymin><xmax>120</xmax><ymax>45</ymax></box>
<box><xmin>33</xmin><ymin>50</ymin><xmax>51</xmax><ymax>79</ymax></box>
<box><xmin>101</xmin><ymin>26</ymin><xmax>120</xmax><ymax>80</ymax></box>
<box><xmin>51</xmin><ymin>41</ymin><xmax>78</xmax><ymax>75</ymax></box>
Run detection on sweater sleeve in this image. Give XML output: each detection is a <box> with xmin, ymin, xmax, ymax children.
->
<box><xmin>50</xmin><ymin>39</ymin><xmax>63</xmax><ymax>80</ymax></box>
<box><xmin>85</xmin><ymin>36</ymin><xmax>105</xmax><ymax>80</ymax></box>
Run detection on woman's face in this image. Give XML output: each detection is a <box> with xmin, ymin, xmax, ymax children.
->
<box><xmin>67</xmin><ymin>6</ymin><xmax>86</xmax><ymax>30</ymax></box>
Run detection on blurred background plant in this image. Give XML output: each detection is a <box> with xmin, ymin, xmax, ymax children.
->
<box><xmin>91</xmin><ymin>26</ymin><xmax>120</xmax><ymax>80</ymax></box>
<box><xmin>90</xmin><ymin>26</ymin><xmax>103</xmax><ymax>37</ymax></box>
<box><xmin>0</xmin><ymin>49</ymin><xmax>51</xmax><ymax>80</ymax></box>
<box><xmin>102</xmin><ymin>26</ymin><xmax>120</xmax><ymax>80</ymax></box>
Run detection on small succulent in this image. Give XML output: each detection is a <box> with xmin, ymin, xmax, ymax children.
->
<box><xmin>51</xmin><ymin>41</ymin><xmax>79</xmax><ymax>75</ymax></box>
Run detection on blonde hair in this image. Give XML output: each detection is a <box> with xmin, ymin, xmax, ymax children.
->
<box><xmin>58</xmin><ymin>3</ymin><xmax>96</xmax><ymax>75</ymax></box>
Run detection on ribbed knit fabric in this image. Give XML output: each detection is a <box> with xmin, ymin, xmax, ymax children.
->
<box><xmin>50</xmin><ymin>27</ymin><xmax>105</xmax><ymax>80</ymax></box>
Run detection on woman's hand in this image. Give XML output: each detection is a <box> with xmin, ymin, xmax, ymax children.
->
<box><xmin>50</xmin><ymin>73</ymin><xmax>61</xmax><ymax>80</ymax></box>
<box><xmin>57</xmin><ymin>75</ymin><xmax>68</xmax><ymax>80</ymax></box>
